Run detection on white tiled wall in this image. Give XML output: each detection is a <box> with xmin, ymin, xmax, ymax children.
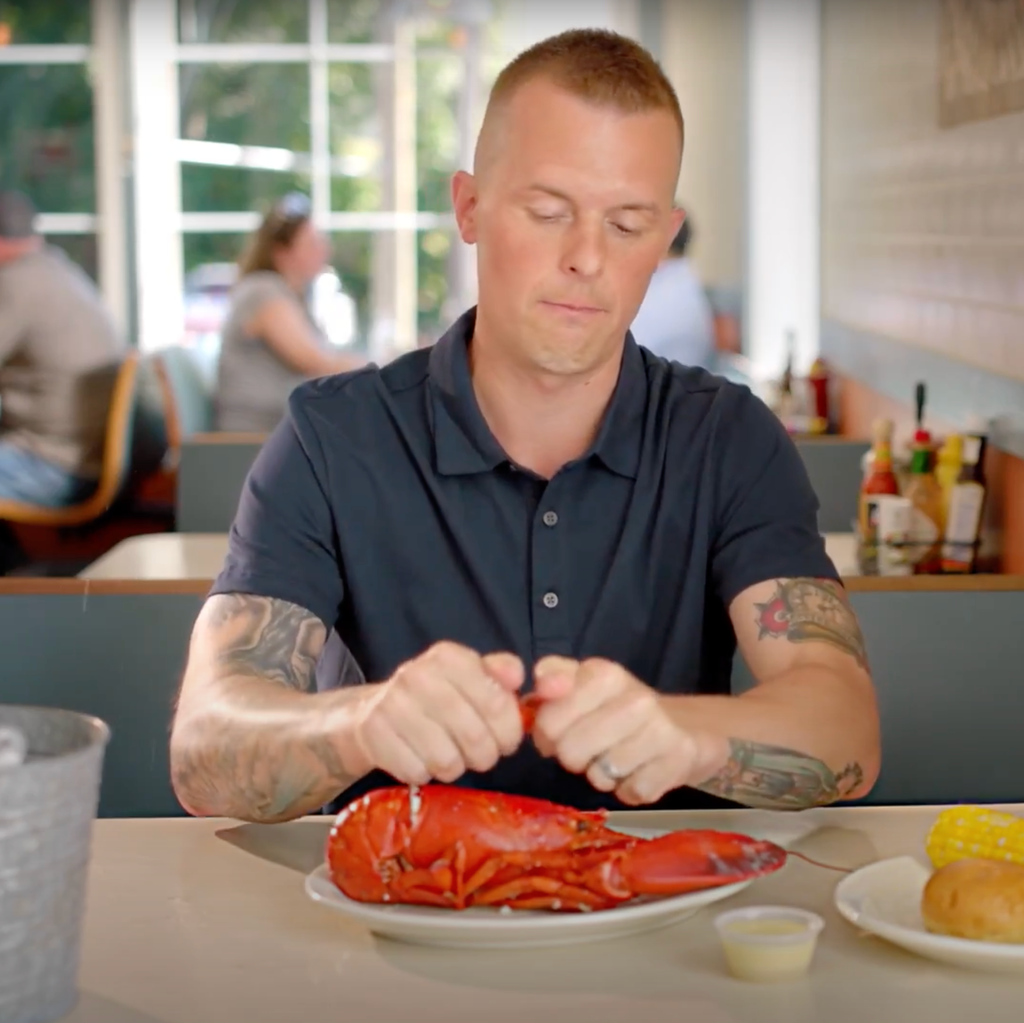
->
<box><xmin>821</xmin><ymin>0</ymin><xmax>1024</xmax><ymax>383</ymax></box>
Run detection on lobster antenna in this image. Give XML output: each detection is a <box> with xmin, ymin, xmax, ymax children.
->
<box><xmin>789</xmin><ymin>850</ymin><xmax>852</xmax><ymax>874</ymax></box>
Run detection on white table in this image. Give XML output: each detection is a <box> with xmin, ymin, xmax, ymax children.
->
<box><xmin>78</xmin><ymin>533</ymin><xmax>229</xmax><ymax>580</ymax></box>
<box><xmin>66</xmin><ymin>804</ymin><xmax>1023</xmax><ymax>1023</ymax></box>
<box><xmin>78</xmin><ymin>532</ymin><xmax>861</xmax><ymax>581</ymax></box>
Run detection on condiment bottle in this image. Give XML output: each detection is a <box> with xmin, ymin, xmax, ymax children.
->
<box><xmin>773</xmin><ymin>330</ymin><xmax>798</xmax><ymax>432</ymax></box>
<box><xmin>858</xmin><ymin>418</ymin><xmax>900</xmax><ymax>546</ymax></box>
<box><xmin>941</xmin><ymin>433</ymin><xmax>987</xmax><ymax>573</ymax></box>
<box><xmin>903</xmin><ymin>429</ymin><xmax>944</xmax><ymax>571</ymax></box>
<box><xmin>934</xmin><ymin>434</ymin><xmax>963</xmax><ymax>522</ymax></box>
<box><xmin>807</xmin><ymin>358</ymin><xmax>830</xmax><ymax>433</ymax></box>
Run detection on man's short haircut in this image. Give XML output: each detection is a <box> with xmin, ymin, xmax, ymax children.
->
<box><xmin>475</xmin><ymin>29</ymin><xmax>684</xmax><ymax>172</ymax></box>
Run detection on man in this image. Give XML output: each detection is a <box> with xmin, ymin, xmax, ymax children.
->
<box><xmin>0</xmin><ymin>190</ymin><xmax>126</xmax><ymax>507</ymax></box>
<box><xmin>629</xmin><ymin>216</ymin><xmax>716</xmax><ymax>369</ymax></box>
<box><xmin>170</xmin><ymin>30</ymin><xmax>880</xmax><ymax>825</ymax></box>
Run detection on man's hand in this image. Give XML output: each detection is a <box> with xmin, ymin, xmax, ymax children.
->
<box><xmin>353</xmin><ymin>642</ymin><xmax>527</xmax><ymax>786</ymax></box>
<box><xmin>529</xmin><ymin>656</ymin><xmax>718</xmax><ymax>806</ymax></box>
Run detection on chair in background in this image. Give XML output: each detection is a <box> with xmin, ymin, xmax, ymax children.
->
<box><xmin>0</xmin><ymin>351</ymin><xmax>140</xmax><ymax>529</ymax></box>
<box><xmin>0</xmin><ymin>352</ymin><xmax>179</xmax><ymax>573</ymax></box>
<box><xmin>150</xmin><ymin>345</ymin><xmax>214</xmax><ymax>469</ymax></box>
<box><xmin>128</xmin><ymin>346</ymin><xmax>214</xmax><ymax>515</ymax></box>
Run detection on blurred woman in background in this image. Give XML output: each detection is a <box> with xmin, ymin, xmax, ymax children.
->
<box><xmin>214</xmin><ymin>192</ymin><xmax>365</xmax><ymax>433</ymax></box>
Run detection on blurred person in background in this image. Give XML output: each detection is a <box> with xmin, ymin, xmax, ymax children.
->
<box><xmin>0</xmin><ymin>190</ymin><xmax>125</xmax><ymax>508</ymax></box>
<box><xmin>629</xmin><ymin>216</ymin><xmax>715</xmax><ymax>370</ymax></box>
<box><xmin>214</xmin><ymin>192</ymin><xmax>365</xmax><ymax>433</ymax></box>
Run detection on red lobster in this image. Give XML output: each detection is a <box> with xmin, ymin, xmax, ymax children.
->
<box><xmin>326</xmin><ymin>784</ymin><xmax>788</xmax><ymax>912</ymax></box>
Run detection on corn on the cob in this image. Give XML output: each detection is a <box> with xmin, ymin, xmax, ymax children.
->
<box><xmin>926</xmin><ymin>805</ymin><xmax>1024</xmax><ymax>869</ymax></box>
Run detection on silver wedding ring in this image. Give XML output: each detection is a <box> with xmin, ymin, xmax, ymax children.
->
<box><xmin>596</xmin><ymin>754</ymin><xmax>626</xmax><ymax>782</ymax></box>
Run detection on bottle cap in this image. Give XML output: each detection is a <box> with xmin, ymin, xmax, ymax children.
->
<box><xmin>872</xmin><ymin>417</ymin><xmax>894</xmax><ymax>442</ymax></box>
<box><xmin>938</xmin><ymin>433</ymin><xmax>962</xmax><ymax>458</ymax></box>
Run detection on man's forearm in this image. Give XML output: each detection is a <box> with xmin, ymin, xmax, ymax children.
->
<box><xmin>666</xmin><ymin>664</ymin><xmax>880</xmax><ymax>810</ymax></box>
<box><xmin>171</xmin><ymin>593</ymin><xmax>378</xmax><ymax>824</ymax></box>
<box><xmin>171</xmin><ymin>676</ymin><xmax>377</xmax><ymax>823</ymax></box>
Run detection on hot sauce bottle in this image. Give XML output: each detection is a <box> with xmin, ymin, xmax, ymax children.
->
<box><xmin>858</xmin><ymin>418</ymin><xmax>900</xmax><ymax>546</ymax></box>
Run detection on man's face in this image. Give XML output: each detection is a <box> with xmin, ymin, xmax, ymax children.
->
<box><xmin>452</xmin><ymin>75</ymin><xmax>685</xmax><ymax>377</ymax></box>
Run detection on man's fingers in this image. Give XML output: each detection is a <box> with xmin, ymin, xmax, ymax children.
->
<box><xmin>357</xmin><ymin>712</ymin><xmax>431</xmax><ymax>786</ymax></box>
<box><xmin>614</xmin><ymin>723</ymin><xmax>700</xmax><ymax>806</ymax></box>
<box><xmin>584</xmin><ymin>721</ymin><xmax>661</xmax><ymax>793</ymax></box>
<box><xmin>362</xmin><ymin>644</ymin><xmax>530</xmax><ymax>782</ymax></box>
<box><xmin>555</xmin><ymin>693</ymin><xmax>654</xmax><ymax>774</ymax></box>
<box><xmin>482</xmin><ymin>652</ymin><xmax>526</xmax><ymax>692</ymax></box>
<box><xmin>532</xmin><ymin>659</ymin><xmax>622</xmax><ymax>744</ymax></box>
<box><xmin>385</xmin><ymin>687</ymin><xmax>468</xmax><ymax>783</ymax></box>
<box><xmin>420</xmin><ymin>678</ymin><xmax>502</xmax><ymax>774</ymax></box>
<box><xmin>614</xmin><ymin>757</ymin><xmax>680</xmax><ymax>807</ymax></box>
<box><xmin>532</xmin><ymin>656</ymin><xmax>579</xmax><ymax>701</ymax></box>
<box><xmin>445</xmin><ymin>657</ymin><xmax>524</xmax><ymax>757</ymax></box>
<box><xmin>414</xmin><ymin>645</ymin><xmax>525</xmax><ymax>763</ymax></box>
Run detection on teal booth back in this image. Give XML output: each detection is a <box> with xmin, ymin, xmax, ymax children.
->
<box><xmin>1</xmin><ymin>580</ymin><xmax>1019</xmax><ymax>817</ymax></box>
<box><xmin>177</xmin><ymin>438</ymin><xmax>871</xmax><ymax>535</ymax></box>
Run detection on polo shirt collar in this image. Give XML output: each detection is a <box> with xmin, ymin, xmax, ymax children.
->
<box><xmin>428</xmin><ymin>307</ymin><xmax>647</xmax><ymax>479</ymax></box>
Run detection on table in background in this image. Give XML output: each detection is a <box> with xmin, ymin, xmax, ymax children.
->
<box><xmin>78</xmin><ymin>532</ymin><xmax>861</xmax><ymax>581</ymax></box>
<box><xmin>78</xmin><ymin>533</ymin><xmax>229</xmax><ymax>580</ymax></box>
<box><xmin>67</xmin><ymin>804</ymin><xmax>1024</xmax><ymax>1023</ymax></box>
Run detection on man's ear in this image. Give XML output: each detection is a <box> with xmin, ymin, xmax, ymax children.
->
<box><xmin>667</xmin><ymin>206</ymin><xmax>686</xmax><ymax>251</ymax></box>
<box><xmin>451</xmin><ymin>170</ymin><xmax>479</xmax><ymax>245</ymax></box>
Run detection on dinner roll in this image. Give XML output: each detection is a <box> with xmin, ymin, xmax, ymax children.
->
<box><xmin>921</xmin><ymin>857</ymin><xmax>1024</xmax><ymax>943</ymax></box>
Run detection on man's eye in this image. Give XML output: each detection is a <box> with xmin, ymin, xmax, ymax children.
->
<box><xmin>612</xmin><ymin>223</ymin><xmax>640</xmax><ymax>236</ymax></box>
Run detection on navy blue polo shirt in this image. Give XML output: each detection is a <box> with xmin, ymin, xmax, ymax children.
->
<box><xmin>211</xmin><ymin>307</ymin><xmax>839</xmax><ymax>813</ymax></box>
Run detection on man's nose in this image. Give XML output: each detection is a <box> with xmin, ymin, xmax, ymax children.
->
<box><xmin>559</xmin><ymin>218</ymin><xmax>607</xmax><ymax>279</ymax></box>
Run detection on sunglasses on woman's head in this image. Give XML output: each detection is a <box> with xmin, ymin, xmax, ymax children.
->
<box><xmin>273</xmin><ymin>192</ymin><xmax>311</xmax><ymax>221</ymax></box>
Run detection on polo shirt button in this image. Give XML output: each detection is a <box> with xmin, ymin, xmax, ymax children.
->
<box><xmin>542</xmin><ymin>510</ymin><xmax>558</xmax><ymax>527</ymax></box>
<box><xmin>542</xmin><ymin>591</ymin><xmax>559</xmax><ymax>609</ymax></box>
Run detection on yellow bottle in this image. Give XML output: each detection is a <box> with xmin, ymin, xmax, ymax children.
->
<box><xmin>934</xmin><ymin>434</ymin><xmax>963</xmax><ymax>522</ymax></box>
<box><xmin>902</xmin><ymin>431</ymin><xmax>944</xmax><ymax>571</ymax></box>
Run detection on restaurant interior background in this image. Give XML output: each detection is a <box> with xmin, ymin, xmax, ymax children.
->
<box><xmin>6</xmin><ymin>9</ymin><xmax>1024</xmax><ymax>1018</ymax></box>
<box><xmin>1</xmin><ymin>0</ymin><xmax>1023</xmax><ymax>571</ymax></box>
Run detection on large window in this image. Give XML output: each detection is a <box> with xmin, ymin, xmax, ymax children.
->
<box><xmin>147</xmin><ymin>0</ymin><xmax>496</xmax><ymax>360</ymax></box>
<box><xmin>0</xmin><ymin>1</ymin><xmax>97</xmax><ymax>278</ymax></box>
<box><xmin>0</xmin><ymin>0</ymin><xmax>643</xmax><ymax>358</ymax></box>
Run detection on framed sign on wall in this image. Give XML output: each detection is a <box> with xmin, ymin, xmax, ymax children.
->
<box><xmin>939</xmin><ymin>0</ymin><xmax>1024</xmax><ymax>127</ymax></box>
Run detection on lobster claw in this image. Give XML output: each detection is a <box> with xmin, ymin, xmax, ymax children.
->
<box><xmin>607</xmin><ymin>828</ymin><xmax>789</xmax><ymax>897</ymax></box>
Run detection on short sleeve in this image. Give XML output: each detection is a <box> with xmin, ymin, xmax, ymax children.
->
<box><xmin>209</xmin><ymin>396</ymin><xmax>344</xmax><ymax>629</ymax></box>
<box><xmin>710</xmin><ymin>387</ymin><xmax>840</xmax><ymax>607</ymax></box>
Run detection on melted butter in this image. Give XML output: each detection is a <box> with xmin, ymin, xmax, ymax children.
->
<box><xmin>724</xmin><ymin>920</ymin><xmax>807</xmax><ymax>938</ymax></box>
<box><xmin>719</xmin><ymin>918</ymin><xmax>819</xmax><ymax>983</ymax></box>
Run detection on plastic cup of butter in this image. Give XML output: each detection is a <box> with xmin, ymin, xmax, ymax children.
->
<box><xmin>713</xmin><ymin>905</ymin><xmax>825</xmax><ymax>983</ymax></box>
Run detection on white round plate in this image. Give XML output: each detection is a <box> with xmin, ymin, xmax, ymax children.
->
<box><xmin>834</xmin><ymin>855</ymin><xmax>1024</xmax><ymax>974</ymax></box>
<box><xmin>305</xmin><ymin>816</ymin><xmax>821</xmax><ymax>950</ymax></box>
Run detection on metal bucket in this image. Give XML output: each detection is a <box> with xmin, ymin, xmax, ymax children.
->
<box><xmin>0</xmin><ymin>705</ymin><xmax>110</xmax><ymax>1023</ymax></box>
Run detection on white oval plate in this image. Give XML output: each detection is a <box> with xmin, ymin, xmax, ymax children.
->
<box><xmin>834</xmin><ymin>856</ymin><xmax>1024</xmax><ymax>974</ymax></box>
<box><xmin>305</xmin><ymin>816</ymin><xmax>822</xmax><ymax>950</ymax></box>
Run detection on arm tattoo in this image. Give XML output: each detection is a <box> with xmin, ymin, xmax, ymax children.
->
<box><xmin>171</xmin><ymin>726</ymin><xmax>352</xmax><ymax>823</ymax></box>
<box><xmin>697</xmin><ymin>739</ymin><xmax>865</xmax><ymax>810</ymax></box>
<box><xmin>208</xmin><ymin>593</ymin><xmax>324</xmax><ymax>691</ymax></box>
<box><xmin>753</xmin><ymin>578</ymin><xmax>869</xmax><ymax>671</ymax></box>
<box><xmin>171</xmin><ymin>594</ymin><xmax>357</xmax><ymax>823</ymax></box>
